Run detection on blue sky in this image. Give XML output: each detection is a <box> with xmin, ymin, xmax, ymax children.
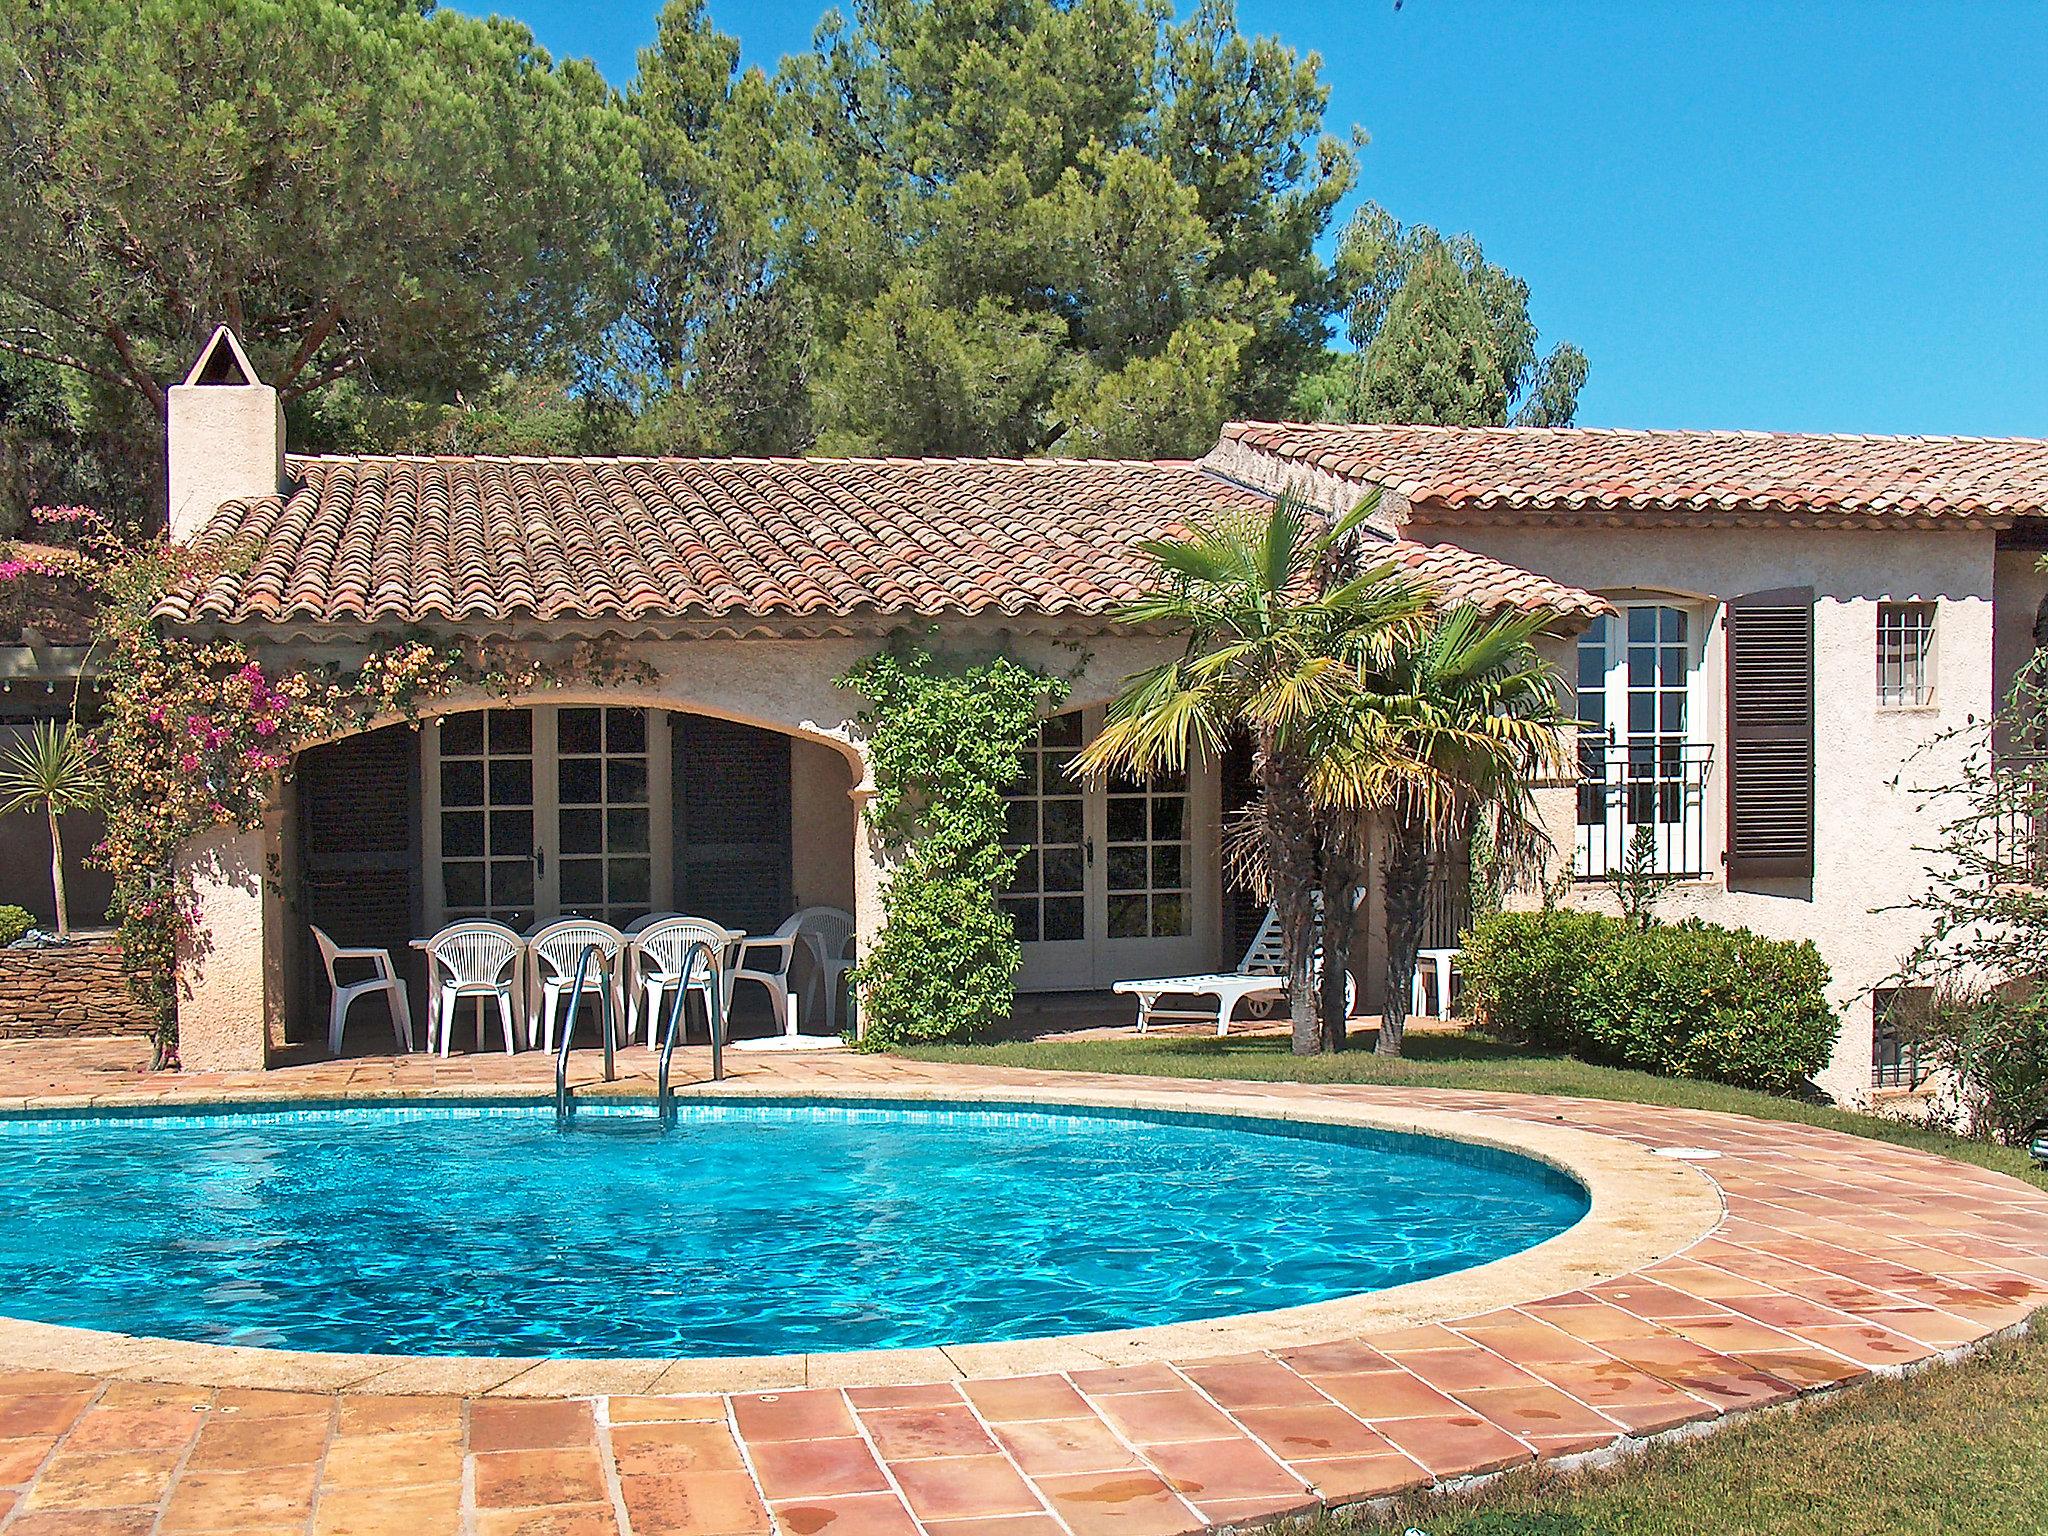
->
<box><xmin>476</xmin><ymin>1</ymin><xmax>2048</xmax><ymax>436</ymax></box>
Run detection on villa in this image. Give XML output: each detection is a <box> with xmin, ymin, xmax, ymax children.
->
<box><xmin>15</xmin><ymin>327</ymin><xmax>2048</xmax><ymax>1103</ymax></box>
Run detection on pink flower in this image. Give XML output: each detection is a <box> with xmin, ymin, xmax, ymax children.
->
<box><xmin>147</xmin><ymin>707</ymin><xmax>166</xmax><ymax>726</ymax></box>
<box><xmin>178</xmin><ymin>753</ymin><xmax>199</xmax><ymax>773</ymax></box>
<box><xmin>186</xmin><ymin>714</ymin><xmax>209</xmax><ymax>738</ymax></box>
<box><xmin>253</xmin><ymin>717</ymin><xmax>278</xmax><ymax>737</ymax></box>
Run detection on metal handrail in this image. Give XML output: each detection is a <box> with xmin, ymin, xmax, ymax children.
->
<box><xmin>554</xmin><ymin>941</ymin><xmax>618</xmax><ymax>1125</ymax></box>
<box><xmin>658</xmin><ymin>939</ymin><xmax>724</xmax><ymax>1127</ymax></box>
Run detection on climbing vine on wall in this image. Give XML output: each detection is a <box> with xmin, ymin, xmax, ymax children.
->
<box><xmin>840</xmin><ymin>635</ymin><xmax>1068</xmax><ymax>1049</ymax></box>
<box><xmin>15</xmin><ymin>508</ymin><xmax>655</xmax><ymax>1066</ymax></box>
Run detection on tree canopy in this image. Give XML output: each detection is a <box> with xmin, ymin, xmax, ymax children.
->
<box><xmin>1294</xmin><ymin>203</ymin><xmax>1588</xmax><ymax>427</ymax></box>
<box><xmin>0</xmin><ymin>0</ymin><xmax>1589</xmax><ymax>528</ymax></box>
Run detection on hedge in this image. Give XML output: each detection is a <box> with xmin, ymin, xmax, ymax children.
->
<box><xmin>0</xmin><ymin>906</ymin><xmax>30</xmax><ymax>948</ymax></box>
<box><xmin>1462</xmin><ymin>909</ymin><xmax>1838</xmax><ymax>1094</ymax></box>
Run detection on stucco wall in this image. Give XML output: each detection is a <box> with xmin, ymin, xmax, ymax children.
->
<box><xmin>1440</xmin><ymin>523</ymin><xmax>1998</xmax><ymax>1105</ymax></box>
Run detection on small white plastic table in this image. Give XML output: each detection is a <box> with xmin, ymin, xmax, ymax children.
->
<box><xmin>1410</xmin><ymin>947</ymin><xmax>1461</xmax><ymax>1019</ymax></box>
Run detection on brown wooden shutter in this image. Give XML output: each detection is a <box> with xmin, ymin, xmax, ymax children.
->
<box><xmin>672</xmin><ymin>715</ymin><xmax>793</xmax><ymax>933</ymax></box>
<box><xmin>1725</xmin><ymin>587</ymin><xmax>1815</xmax><ymax>880</ymax></box>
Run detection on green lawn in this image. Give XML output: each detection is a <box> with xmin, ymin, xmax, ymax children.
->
<box><xmin>897</xmin><ymin>1030</ymin><xmax>2048</xmax><ymax>1535</ymax></box>
<box><xmin>900</xmin><ymin>1030</ymin><xmax>2048</xmax><ymax>1192</ymax></box>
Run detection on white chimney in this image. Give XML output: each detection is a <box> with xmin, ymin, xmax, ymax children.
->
<box><xmin>166</xmin><ymin>326</ymin><xmax>285</xmax><ymax>541</ymax></box>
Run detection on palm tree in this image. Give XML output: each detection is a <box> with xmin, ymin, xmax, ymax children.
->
<box><xmin>1321</xmin><ymin>604</ymin><xmax>1570</xmax><ymax>1057</ymax></box>
<box><xmin>1077</xmin><ymin>491</ymin><xmax>1426</xmax><ymax>1055</ymax></box>
<box><xmin>0</xmin><ymin>721</ymin><xmax>102</xmax><ymax>938</ymax></box>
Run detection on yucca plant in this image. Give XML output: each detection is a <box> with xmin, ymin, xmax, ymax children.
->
<box><xmin>0</xmin><ymin>720</ymin><xmax>102</xmax><ymax>938</ymax></box>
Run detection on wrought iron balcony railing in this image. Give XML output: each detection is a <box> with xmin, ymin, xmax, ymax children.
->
<box><xmin>1574</xmin><ymin>740</ymin><xmax>1715</xmax><ymax>880</ymax></box>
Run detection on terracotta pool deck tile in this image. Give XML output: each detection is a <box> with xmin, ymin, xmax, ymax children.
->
<box><xmin>1231</xmin><ymin>1403</ymin><xmax>1391</xmax><ymax>1460</ymax></box>
<box><xmin>1067</xmin><ymin>1364</ymin><xmax>1183</xmax><ymax>1396</ymax></box>
<box><xmin>990</xmin><ymin>1417</ymin><xmax>1144</xmax><ymax>1478</ymax></box>
<box><xmin>468</xmin><ymin>1399</ymin><xmax>597</xmax><ymax>1453</ymax></box>
<box><xmin>1175</xmin><ymin>1357</ymin><xmax>1323</xmax><ymax>1410</ymax></box>
<box><xmin>1452</xmin><ymin>1319</ymin><xmax>1616</xmax><ymax>1368</ymax></box>
<box><xmin>1728</xmin><ymin>1349</ymin><xmax>1869</xmax><ymax>1391</ymax></box>
<box><xmin>1276</xmin><ymin>1340</ymin><xmax>1400</xmax><ymax>1377</ymax></box>
<box><xmin>92</xmin><ymin>1382</ymin><xmax>213</xmax><ymax>1412</ymax></box>
<box><xmin>1796</xmin><ymin>1322</ymin><xmax>1934</xmax><ymax>1368</ymax></box>
<box><xmin>771</xmin><ymin>1491</ymin><xmax>920</xmax><ymax>1536</ymax></box>
<box><xmin>20</xmin><ymin>1449</ymin><xmax>184</xmax><ymax>1512</ymax></box>
<box><xmin>608</xmin><ymin>1420</ymin><xmax>746</xmax><ymax>1477</ymax></box>
<box><xmin>617</xmin><ymin>1470</ymin><xmax>771</xmax><ymax>1536</ymax></box>
<box><xmin>1368</xmin><ymin>1415</ymin><xmax>1533</xmax><ymax>1480</ymax></box>
<box><xmin>1288</xmin><ymin>1451</ymin><xmax>1431</xmax><ymax>1503</ymax></box>
<box><xmin>474</xmin><ymin>1505</ymin><xmax>622</xmax><ymax>1536</ymax></box>
<box><xmin>0</xmin><ymin>1433</ymin><xmax>56</xmax><ymax>1483</ymax></box>
<box><xmin>6</xmin><ymin>1510</ymin><xmax>158</xmax><ymax>1536</ymax></box>
<box><xmin>1192</xmin><ymin>1491</ymin><xmax>1324</xmax><ymax>1527</ymax></box>
<box><xmin>846</xmin><ymin>1383</ymin><xmax>965</xmax><ymax>1411</ymax></box>
<box><xmin>59</xmin><ymin>1406</ymin><xmax>204</xmax><ymax>1455</ymax></box>
<box><xmin>1588</xmin><ymin>1281</ymin><xmax>1731</xmax><ymax>1322</ymax></box>
<box><xmin>156</xmin><ymin>1464</ymin><xmax>322</xmax><ymax>1533</ymax></box>
<box><xmin>334</xmin><ymin>1396</ymin><xmax>464</xmax><ymax>1438</ymax></box>
<box><xmin>890</xmin><ymin>1454</ymin><xmax>1044</xmax><ymax>1522</ymax></box>
<box><xmin>1663</xmin><ymin>1315</ymin><xmax>1813</xmax><ymax>1355</ymax></box>
<box><xmin>1309</xmin><ymin>1370</ymin><xmax>1462</xmax><ymax>1422</ymax></box>
<box><xmin>210</xmin><ymin>1389</ymin><xmax>331</xmax><ymax>1420</ymax></box>
<box><xmin>1447</xmin><ymin>1384</ymin><xmax>1623</xmax><ymax>1441</ymax></box>
<box><xmin>1088</xmin><ymin>1391</ymin><xmax>1237</xmax><ymax>1447</ymax></box>
<box><xmin>1383</xmin><ymin>1347</ymin><xmax>1542</xmax><ymax>1396</ymax></box>
<box><xmin>858</xmin><ymin>1403</ymin><xmax>998</xmax><ymax>1460</ymax></box>
<box><xmin>731</xmin><ymin>1390</ymin><xmax>856</xmax><ymax>1443</ymax></box>
<box><xmin>316</xmin><ymin>1431</ymin><xmax>463</xmax><ymax>1488</ymax></box>
<box><xmin>471</xmin><ymin>1447</ymin><xmax>610</xmax><ymax>1509</ymax></box>
<box><xmin>185</xmin><ymin>1413</ymin><xmax>330</xmax><ymax>1471</ymax></box>
<box><xmin>308</xmin><ymin>1483</ymin><xmax>464</xmax><ymax>1536</ymax></box>
<box><xmin>747</xmin><ymin>1436</ymin><xmax>890</xmax><ymax>1500</ymax></box>
<box><xmin>603</xmin><ymin>1394</ymin><xmax>726</xmax><ymax>1424</ymax></box>
<box><xmin>1605</xmin><ymin>1342</ymin><xmax>1797</xmax><ymax>1412</ymax></box>
<box><xmin>1142</xmin><ymin>1437</ymin><xmax>1312</xmax><ymax>1502</ymax></box>
<box><xmin>919</xmin><ymin>1512</ymin><xmax>1067</xmax><ymax>1536</ymax></box>
<box><xmin>958</xmin><ymin>1377</ymin><xmax>1091</xmax><ymax>1424</ymax></box>
<box><xmin>0</xmin><ymin>1394</ymin><xmax>94</xmax><ymax>1440</ymax></box>
<box><xmin>1031</xmin><ymin>1470</ymin><xmax>1196</xmax><ymax>1536</ymax></box>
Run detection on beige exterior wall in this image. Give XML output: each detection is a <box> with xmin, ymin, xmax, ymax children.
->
<box><xmin>1442</xmin><ymin>523</ymin><xmax>1998</xmax><ymax>1104</ymax></box>
<box><xmin>174</xmin><ymin>628</ymin><xmax>1200</xmax><ymax>1063</ymax></box>
<box><xmin>1993</xmin><ymin>545</ymin><xmax>2048</xmax><ymax>711</ymax></box>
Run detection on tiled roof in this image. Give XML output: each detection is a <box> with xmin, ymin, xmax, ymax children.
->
<box><xmin>157</xmin><ymin>454</ymin><xmax>1600</xmax><ymax>630</ymax></box>
<box><xmin>1213</xmin><ymin>421</ymin><xmax>2048</xmax><ymax>526</ymax></box>
<box><xmin>1383</xmin><ymin>539</ymin><xmax>1607</xmax><ymax>620</ymax></box>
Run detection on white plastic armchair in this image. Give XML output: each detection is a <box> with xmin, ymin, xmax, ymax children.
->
<box><xmin>526</xmin><ymin>918</ymin><xmax>628</xmax><ymax>1053</ymax></box>
<box><xmin>311</xmin><ymin>925</ymin><xmax>412</xmax><ymax>1056</ymax></box>
<box><xmin>792</xmin><ymin>906</ymin><xmax>856</xmax><ymax>1035</ymax></box>
<box><xmin>731</xmin><ymin>914</ymin><xmax>805</xmax><ymax>1037</ymax></box>
<box><xmin>626</xmin><ymin>914</ymin><xmax>744</xmax><ymax>1047</ymax></box>
<box><xmin>420</xmin><ymin>920</ymin><xmax>523</xmax><ymax>1058</ymax></box>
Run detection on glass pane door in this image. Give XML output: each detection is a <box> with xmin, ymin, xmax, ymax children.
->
<box><xmin>556</xmin><ymin>706</ymin><xmax>653</xmax><ymax>925</ymax></box>
<box><xmin>1003</xmin><ymin>712</ymin><xmax>1090</xmax><ymax>988</ymax></box>
<box><xmin>435</xmin><ymin>708</ymin><xmax>536</xmax><ymax>928</ymax></box>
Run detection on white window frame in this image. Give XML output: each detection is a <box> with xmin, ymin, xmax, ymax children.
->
<box><xmin>1575</xmin><ymin>601</ymin><xmax>1712</xmax><ymax>879</ymax></box>
<box><xmin>1876</xmin><ymin>601</ymin><xmax>1936</xmax><ymax>708</ymax></box>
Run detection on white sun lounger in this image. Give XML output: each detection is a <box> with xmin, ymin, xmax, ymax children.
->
<box><xmin>1113</xmin><ymin>907</ymin><xmax>1353</xmax><ymax>1035</ymax></box>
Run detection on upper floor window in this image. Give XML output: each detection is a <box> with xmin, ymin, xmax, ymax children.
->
<box><xmin>1575</xmin><ymin>603</ymin><xmax>1711</xmax><ymax>879</ymax></box>
<box><xmin>1877</xmin><ymin>602</ymin><xmax>1935</xmax><ymax>707</ymax></box>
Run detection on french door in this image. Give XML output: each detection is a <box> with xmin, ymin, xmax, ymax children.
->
<box><xmin>1001</xmin><ymin>708</ymin><xmax>1214</xmax><ymax>990</ymax></box>
<box><xmin>424</xmin><ymin>706</ymin><xmax>671</xmax><ymax>929</ymax></box>
<box><xmin>1575</xmin><ymin>605</ymin><xmax>1711</xmax><ymax>878</ymax></box>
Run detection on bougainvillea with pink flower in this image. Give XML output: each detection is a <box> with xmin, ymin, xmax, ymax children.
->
<box><xmin>10</xmin><ymin>508</ymin><xmax>654</xmax><ymax>1066</ymax></box>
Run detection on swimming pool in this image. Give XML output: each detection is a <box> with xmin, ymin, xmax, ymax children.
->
<box><xmin>0</xmin><ymin>1098</ymin><xmax>1588</xmax><ymax>1357</ymax></box>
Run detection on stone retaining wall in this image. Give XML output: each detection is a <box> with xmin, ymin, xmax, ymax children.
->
<box><xmin>0</xmin><ymin>936</ymin><xmax>155</xmax><ymax>1038</ymax></box>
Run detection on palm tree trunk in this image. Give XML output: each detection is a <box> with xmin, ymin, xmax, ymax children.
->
<box><xmin>46</xmin><ymin>806</ymin><xmax>68</xmax><ymax>938</ymax></box>
<box><xmin>1379</xmin><ymin>814</ymin><xmax>1431</xmax><ymax>1058</ymax></box>
<box><xmin>1263</xmin><ymin>745</ymin><xmax>1322</xmax><ymax>1056</ymax></box>
<box><xmin>1317</xmin><ymin>852</ymin><xmax>1356</xmax><ymax>1053</ymax></box>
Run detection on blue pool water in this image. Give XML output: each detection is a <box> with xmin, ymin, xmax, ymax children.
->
<box><xmin>0</xmin><ymin>1099</ymin><xmax>1586</xmax><ymax>1357</ymax></box>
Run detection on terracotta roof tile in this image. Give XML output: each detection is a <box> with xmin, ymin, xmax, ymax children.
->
<box><xmin>157</xmin><ymin>454</ymin><xmax>1599</xmax><ymax>629</ymax></box>
<box><xmin>1212</xmin><ymin>422</ymin><xmax>2048</xmax><ymax>526</ymax></box>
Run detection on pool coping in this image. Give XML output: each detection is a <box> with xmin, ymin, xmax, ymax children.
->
<box><xmin>0</xmin><ymin>1080</ymin><xmax>1722</xmax><ymax>1397</ymax></box>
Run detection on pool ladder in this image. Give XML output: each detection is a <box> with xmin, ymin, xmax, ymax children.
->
<box><xmin>554</xmin><ymin>940</ymin><xmax>724</xmax><ymax>1127</ymax></box>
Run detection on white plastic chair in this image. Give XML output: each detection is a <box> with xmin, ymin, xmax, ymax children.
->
<box><xmin>792</xmin><ymin>906</ymin><xmax>856</xmax><ymax>1034</ymax></box>
<box><xmin>731</xmin><ymin>914</ymin><xmax>805</xmax><ymax>1037</ymax></box>
<box><xmin>627</xmin><ymin>914</ymin><xmax>744</xmax><ymax>1046</ymax></box>
<box><xmin>420</xmin><ymin>920</ymin><xmax>522</xmax><ymax>1058</ymax></box>
<box><xmin>526</xmin><ymin>918</ymin><xmax>628</xmax><ymax>1052</ymax></box>
<box><xmin>311</xmin><ymin>925</ymin><xmax>412</xmax><ymax>1056</ymax></box>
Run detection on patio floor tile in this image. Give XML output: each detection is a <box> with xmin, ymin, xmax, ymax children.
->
<box><xmin>747</xmin><ymin>1436</ymin><xmax>890</xmax><ymax>1500</ymax></box>
<box><xmin>617</xmin><ymin>1471</ymin><xmax>771</xmax><ymax>1536</ymax></box>
<box><xmin>990</xmin><ymin>1418</ymin><xmax>1144</xmax><ymax>1478</ymax></box>
<box><xmin>958</xmin><ymin>1377</ymin><xmax>1090</xmax><ymax>1424</ymax></box>
<box><xmin>770</xmin><ymin>1491</ymin><xmax>920</xmax><ymax>1536</ymax></box>
<box><xmin>858</xmin><ymin>1404</ymin><xmax>998</xmax><ymax>1460</ymax></box>
<box><xmin>1088</xmin><ymin>1391</ymin><xmax>1236</xmax><ymax>1446</ymax></box>
<box><xmin>608</xmin><ymin>1420</ymin><xmax>746</xmax><ymax>1477</ymax></box>
<box><xmin>471</xmin><ymin>1448</ymin><xmax>610</xmax><ymax>1509</ymax></box>
<box><xmin>21</xmin><ymin>1449</ymin><xmax>183</xmax><ymax>1512</ymax></box>
<box><xmin>157</xmin><ymin>1464</ymin><xmax>322</xmax><ymax>1532</ymax></box>
<box><xmin>474</xmin><ymin>1505</ymin><xmax>622</xmax><ymax>1536</ymax></box>
<box><xmin>1311</xmin><ymin>1370</ymin><xmax>1463</xmax><ymax>1421</ymax></box>
<box><xmin>732</xmin><ymin>1391</ymin><xmax>855</xmax><ymax>1443</ymax></box>
<box><xmin>604</xmin><ymin>1395</ymin><xmax>726</xmax><ymax>1424</ymax></box>
<box><xmin>186</xmin><ymin>1413</ymin><xmax>330</xmax><ymax>1471</ymax></box>
<box><xmin>309</xmin><ymin>1483</ymin><xmax>464</xmax><ymax>1536</ymax></box>
<box><xmin>1232</xmin><ymin>1403</ymin><xmax>1390</xmax><ymax>1459</ymax></box>
<box><xmin>1290</xmin><ymin>1451</ymin><xmax>1431</xmax><ymax>1502</ymax></box>
<box><xmin>468</xmin><ymin>1400</ymin><xmax>596</xmax><ymax>1453</ymax></box>
<box><xmin>919</xmin><ymin>1514</ymin><xmax>1067</xmax><ymax>1536</ymax></box>
<box><xmin>316</xmin><ymin>1431</ymin><xmax>463</xmax><ymax>1487</ymax></box>
<box><xmin>1142</xmin><ymin>1437</ymin><xmax>1311</xmax><ymax>1501</ymax></box>
<box><xmin>891</xmin><ymin>1455</ymin><xmax>1044</xmax><ymax>1521</ymax></box>
<box><xmin>334</xmin><ymin>1397</ymin><xmax>463</xmax><ymax>1438</ymax></box>
<box><xmin>1370</xmin><ymin>1415</ymin><xmax>1531</xmax><ymax>1479</ymax></box>
<box><xmin>1032</xmin><ymin>1469</ymin><xmax>1195</xmax><ymax>1536</ymax></box>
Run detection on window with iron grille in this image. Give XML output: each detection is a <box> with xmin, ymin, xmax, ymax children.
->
<box><xmin>1871</xmin><ymin>985</ymin><xmax>1931</xmax><ymax>1090</ymax></box>
<box><xmin>1876</xmin><ymin>602</ymin><xmax>1935</xmax><ymax>706</ymax></box>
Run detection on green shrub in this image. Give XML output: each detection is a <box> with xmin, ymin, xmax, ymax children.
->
<box><xmin>1914</xmin><ymin>985</ymin><xmax>2048</xmax><ymax>1145</ymax></box>
<box><xmin>1463</xmin><ymin>909</ymin><xmax>1838</xmax><ymax>1094</ymax></box>
<box><xmin>0</xmin><ymin>906</ymin><xmax>31</xmax><ymax>947</ymax></box>
<box><xmin>1461</xmin><ymin>908</ymin><xmax>1612</xmax><ymax>1051</ymax></box>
